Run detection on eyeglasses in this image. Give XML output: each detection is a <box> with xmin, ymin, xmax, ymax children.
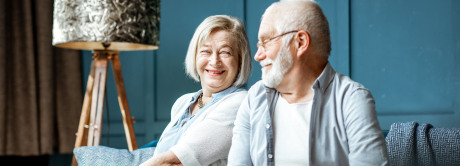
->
<box><xmin>256</xmin><ymin>30</ymin><xmax>298</xmax><ymax>51</ymax></box>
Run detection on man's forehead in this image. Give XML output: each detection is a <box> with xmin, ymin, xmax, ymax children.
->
<box><xmin>258</xmin><ymin>18</ymin><xmax>276</xmax><ymax>38</ymax></box>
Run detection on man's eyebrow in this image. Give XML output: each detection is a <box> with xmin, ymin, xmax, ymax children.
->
<box><xmin>259</xmin><ymin>31</ymin><xmax>274</xmax><ymax>40</ymax></box>
<box><xmin>258</xmin><ymin>37</ymin><xmax>267</xmax><ymax>43</ymax></box>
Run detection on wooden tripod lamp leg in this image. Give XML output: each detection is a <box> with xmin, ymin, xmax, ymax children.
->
<box><xmin>71</xmin><ymin>50</ymin><xmax>138</xmax><ymax>166</ymax></box>
<box><xmin>72</xmin><ymin>58</ymin><xmax>95</xmax><ymax>166</ymax></box>
<box><xmin>111</xmin><ymin>53</ymin><xmax>138</xmax><ymax>151</ymax></box>
<box><xmin>87</xmin><ymin>52</ymin><xmax>109</xmax><ymax>146</ymax></box>
<box><xmin>74</xmin><ymin>59</ymin><xmax>95</xmax><ymax>148</ymax></box>
<box><xmin>72</xmin><ymin>51</ymin><xmax>109</xmax><ymax>166</ymax></box>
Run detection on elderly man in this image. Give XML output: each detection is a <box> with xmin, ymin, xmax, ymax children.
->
<box><xmin>228</xmin><ymin>0</ymin><xmax>389</xmax><ymax>165</ymax></box>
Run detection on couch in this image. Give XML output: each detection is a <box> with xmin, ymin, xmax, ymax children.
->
<box><xmin>73</xmin><ymin>121</ymin><xmax>460</xmax><ymax>166</ymax></box>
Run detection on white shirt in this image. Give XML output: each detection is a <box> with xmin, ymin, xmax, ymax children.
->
<box><xmin>274</xmin><ymin>94</ymin><xmax>312</xmax><ymax>166</ymax></box>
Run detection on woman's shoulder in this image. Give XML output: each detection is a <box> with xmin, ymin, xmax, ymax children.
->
<box><xmin>170</xmin><ymin>92</ymin><xmax>195</xmax><ymax>118</ymax></box>
<box><xmin>172</xmin><ymin>92</ymin><xmax>196</xmax><ymax>108</ymax></box>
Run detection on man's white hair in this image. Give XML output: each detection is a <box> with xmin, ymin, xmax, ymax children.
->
<box><xmin>184</xmin><ymin>15</ymin><xmax>252</xmax><ymax>87</ymax></box>
<box><xmin>262</xmin><ymin>0</ymin><xmax>331</xmax><ymax>57</ymax></box>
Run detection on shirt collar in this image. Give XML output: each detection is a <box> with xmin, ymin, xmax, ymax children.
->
<box><xmin>312</xmin><ymin>62</ymin><xmax>336</xmax><ymax>93</ymax></box>
<box><xmin>190</xmin><ymin>86</ymin><xmax>242</xmax><ymax>103</ymax></box>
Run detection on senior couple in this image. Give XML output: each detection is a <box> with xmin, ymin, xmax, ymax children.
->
<box><xmin>141</xmin><ymin>1</ymin><xmax>389</xmax><ymax>166</ymax></box>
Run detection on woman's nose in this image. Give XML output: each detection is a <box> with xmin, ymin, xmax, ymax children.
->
<box><xmin>209</xmin><ymin>54</ymin><xmax>221</xmax><ymax>67</ymax></box>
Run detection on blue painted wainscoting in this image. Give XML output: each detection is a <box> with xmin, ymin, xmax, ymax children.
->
<box><xmin>80</xmin><ymin>0</ymin><xmax>277</xmax><ymax>150</ymax></box>
<box><xmin>79</xmin><ymin>0</ymin><xmax>459</xmax><ymax>151</ymax></box>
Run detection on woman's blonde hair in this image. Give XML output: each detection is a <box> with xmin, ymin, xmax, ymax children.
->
<box><xmin>184</xmin><ymin>15</ymin><xmax>252</xmax><ymax>87</ymax></box>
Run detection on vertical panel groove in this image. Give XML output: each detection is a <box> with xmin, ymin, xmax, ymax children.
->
<box><xmin>153</xmin><ymin>50</ymin><xmax>158</xmax><ymax>122</ymax></box>
<box><xmin>453</xmin><ymin>0</ymin><xmax>460</xmax><ymax>121</ymax></box>
<box><xmin>243</xmin><ymin>0</ymin><xmax>247</xmax><ymax>27</ymax></box>
<box><xmin>348</xmin><ymin>0</ymin><xmax>352</xmax><ymax>78</ymax></box>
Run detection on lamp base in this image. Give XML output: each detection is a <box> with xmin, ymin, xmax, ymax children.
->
<box><xmin>72</xmin><ymin>50</ymin><xmax>138</xmax><ymax>166</ymax></box>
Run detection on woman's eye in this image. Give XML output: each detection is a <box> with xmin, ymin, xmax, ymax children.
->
<box><xmin>220</xmin><ymin>51</ymin><xmax>231</xmax><ymax>57</ymax></box>
<box><xmin>200</xmin><ymin>50</ymin><xmax>211</xmax><ymax>54</ymax></box>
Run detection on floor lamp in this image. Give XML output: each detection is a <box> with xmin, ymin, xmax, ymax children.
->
<box><xmin>51</xmin><ymin>0</ymin><xmax>160</xmax><ymax>165</ymax></box>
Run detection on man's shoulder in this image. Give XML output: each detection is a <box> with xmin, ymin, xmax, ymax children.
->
<box><xmin>318</xmin><ymin>63</ymin><xmax>370</xmax><ymax>95</ymax></box>
<box><xmin>243</xmin><ymin>80</ymin><xmax>271</xmax><ymax>108</ymax></box>
<box><xmin>332</xmin><ymin>72</ymin><xmax>370</xmax><ymax>92</ymax></box>
<box><xmin>329</xmin><ymin>72</ymin><xmax>375</xmax><ymax>104</ymax></box>
<box><xmin>247</xmin><ymin>80</ymin><xmax>267</xmax><ymax>96</ymax></box>
<box><xmin>219</xmin><ymin>90</ymin><xmax>248</xmax><ymax>103</ymax></box>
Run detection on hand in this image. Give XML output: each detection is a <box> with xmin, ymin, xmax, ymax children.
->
<box><xmin>139</xmin><ymin>150</ymin><xmax>183</xmax><ymax>166</ymax></box>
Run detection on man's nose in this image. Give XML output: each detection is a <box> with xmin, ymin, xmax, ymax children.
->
<box><xmin>254</xmin><ymin>47</ymin><xmax>266</xmax><ymax>62</ymax></box>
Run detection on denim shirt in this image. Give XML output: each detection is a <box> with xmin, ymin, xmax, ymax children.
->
<box><xmin>228</xmin><ymin>63</ymin><xmax>389</xmax><ymax>166</ymax></box>
<box><xmin>154</xmin><ymin>86</ymin><xmax>244</xmax><ymax>155</ymax></box>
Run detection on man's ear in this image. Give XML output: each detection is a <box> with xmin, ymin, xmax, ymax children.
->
<box><xmin>295</xmin><ymin>30</ymin><xmax>310</xmax><ymax>57</ymax></box>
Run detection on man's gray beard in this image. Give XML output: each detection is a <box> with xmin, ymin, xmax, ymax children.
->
<box><xmin>261</xmin><ymin>43</ymin><xmax>293</xmax><ymax>88</ymax></box>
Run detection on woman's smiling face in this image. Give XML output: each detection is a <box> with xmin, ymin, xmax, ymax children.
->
<box><xmin>196</xmin><ymin>30</ymin><xmax>239</xmax><ymax>93</ymax></box>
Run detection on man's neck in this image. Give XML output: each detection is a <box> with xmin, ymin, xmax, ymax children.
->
<box><xmin>276</xmin><ymin>61</ymin><xmax>327</xmax><ymax>104</ymax></box>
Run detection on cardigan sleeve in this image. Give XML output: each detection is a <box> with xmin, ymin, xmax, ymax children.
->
<box><xmin>170</xmin><ymin>91</ymin><xmax>247</xmax><ymax>166</ymax></box>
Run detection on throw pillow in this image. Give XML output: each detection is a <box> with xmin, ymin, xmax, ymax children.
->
<box><xmin>73</xmin><ymin>146</ymin><xmax>155</xmax><ymax>166</ymax></box>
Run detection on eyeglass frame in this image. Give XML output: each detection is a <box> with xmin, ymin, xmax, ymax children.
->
<box><xmin>256</xmin><ymin>30</ymin><xmax>299</xmax><ymax>51</ymax></box>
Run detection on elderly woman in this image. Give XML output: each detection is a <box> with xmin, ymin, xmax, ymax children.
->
<box><xmin>140</xmin><ymin>15</ymin><xmax>251</xmax><ymax>166</ymax></box>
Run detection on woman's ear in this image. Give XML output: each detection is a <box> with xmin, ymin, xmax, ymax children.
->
<box><xmin>295</xmin><ymin>30</ymin><xmax>310</xmax><ymax>56</ymax></box>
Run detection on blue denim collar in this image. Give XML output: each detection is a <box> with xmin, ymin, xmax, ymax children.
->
<box><xmin>189</xmin><ymin>85</ymin><xmax>242</xmax><ymax>104</ymax></box>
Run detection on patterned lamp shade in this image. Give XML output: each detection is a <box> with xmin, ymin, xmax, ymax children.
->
<box><xmin>52</xmin><ymin>0</ymin><xmax>160</xmax><ymax>51</ymax></box>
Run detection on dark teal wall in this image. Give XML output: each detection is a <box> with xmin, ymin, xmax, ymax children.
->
<box><xmin>349</xmin><ymin>0</ymin><xmax>460</xmax><ymax>128</ymax></box>
<box><xmin>81</xmin><ymin>0</ymin><xmax>460</xmax><ymax>149</ymax></box>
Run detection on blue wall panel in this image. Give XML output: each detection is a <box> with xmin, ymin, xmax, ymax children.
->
<box><xmin>317</xmin><ymin>0</ymin><xmax>351</xmax><ymax>76</ymax></box>
<box><xmin>350</xmin><ymin>0</ymin><xmax>459</xmax><ymax>129</ymax></box>
<box><xmin>81</xmin><ymin>0</ymin><xmax>460</xmax><ymax>149</ymax></box>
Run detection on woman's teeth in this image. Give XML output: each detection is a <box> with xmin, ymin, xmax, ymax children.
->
<box><xmin>206</xmin><ymin>70</ymin><xmax>224</xmax><ymax>74</ymax></box>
